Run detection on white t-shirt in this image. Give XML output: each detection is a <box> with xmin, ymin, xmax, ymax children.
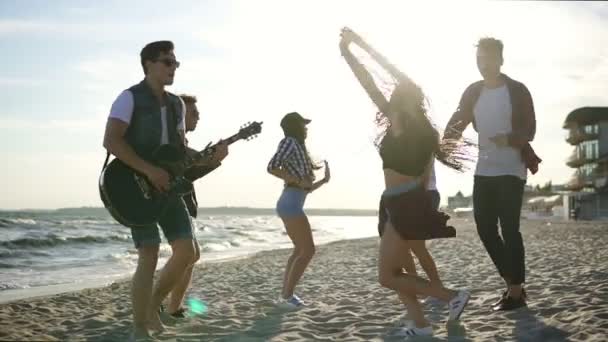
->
<box><xmin>109</xmin><ymin>90</ymin><xmax>186</xmax><ymax>145</ymax></box>
<box><xmin>473</xmin><ymin>85</ymin><xmax>527</xmax><ymax>180</ymax></box>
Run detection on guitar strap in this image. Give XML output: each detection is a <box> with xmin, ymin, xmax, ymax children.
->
<box><xmin>102</xmin><ymin>152</ymin><xmax>110</xmax><ymax>172</ymax></box>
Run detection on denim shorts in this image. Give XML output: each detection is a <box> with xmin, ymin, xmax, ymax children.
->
<box><xmin>382</xmin><ymin>179</ymin><xmax>420</xmax><ymax>197</ymax></box>
<box><xmin>276</xmin><ymin>187</ymin><xmax>307</xmax><ymax>218</ymax></box>
<box><xmin>130</xmin><ymin>197</ymin><xmax>194</xmax><ymax>249</ymax></box>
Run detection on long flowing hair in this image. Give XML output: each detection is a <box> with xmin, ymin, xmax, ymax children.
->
<box><xmin>359</xmin><ymin>51</ymin><xmax>475</xmax><ymax>172</ymax></box>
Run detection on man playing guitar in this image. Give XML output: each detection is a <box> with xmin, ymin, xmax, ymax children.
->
<box><xmin>102</xmin><ymin>41</ymin><xmax>227</xmax><ymax>339</ymax></box>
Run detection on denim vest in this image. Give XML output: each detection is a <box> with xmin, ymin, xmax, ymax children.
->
<box><xmin>125</xmin><ymin>80</ymin><xmax>184</xmax><ymax>160</ymax></box>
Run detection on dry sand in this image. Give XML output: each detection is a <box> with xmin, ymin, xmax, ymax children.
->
<box><xmin>1</xmin><ymin>218</ymin><xmax>607</xmax><ymax>341</ymax></box>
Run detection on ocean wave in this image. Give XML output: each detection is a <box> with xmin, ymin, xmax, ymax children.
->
<box><xmin>0</xmin><ymin>249</ymin><xmax>52</xmax><ymax>258</ymax></box>
<box><xmin>0</xmin><ymin>283</ymin><xmax>29</xmax><ymax>290</ymax></box>
<box><xmin>202</xmin><ymin>242</ymin><xmax>233</xmax><ymax>252</ymax></box>
<box><xmin>0</xmin><ymin>218</ymin><xmax>37</xmax><ymax>227</ymax></box>
<box><xmin>0</xmin><ymin>234</ymin><xmax>130</xmax><ymax>248</ymax></box>
<box><xmin>59</xmin><ymin>219</ymin><xmax>118</xmax><ymax>226</ymax></box>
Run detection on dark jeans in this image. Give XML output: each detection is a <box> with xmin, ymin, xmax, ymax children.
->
<box><xmin>473</xmin><ymin>175</ymin><xmax>526</xmax><ymax>285</ymax></box>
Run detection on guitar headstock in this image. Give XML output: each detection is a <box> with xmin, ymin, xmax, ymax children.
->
<box><xmin>238</xmin><ymin>121</ymin><xmax>263</xmax><ymax>141</ymax></box>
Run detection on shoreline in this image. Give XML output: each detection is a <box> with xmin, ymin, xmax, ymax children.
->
<box><xmin>0</xmin><ymin>249</ymin><xmax>266</xmax><ymax>305</ymax></box>
<box><xmin>1</xmin><ymin>217</ymin><xmax>598</xmax><ymax>305</ymax></box>
<box><xmin>0</xmin><ymin>237</ymin><xmax>373</xmax><ymax>305</ymax></box>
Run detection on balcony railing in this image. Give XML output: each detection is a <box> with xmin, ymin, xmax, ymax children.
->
<box><xmin>593</xmin><ymin>165</ymin><xmax>608</xmax><ymax>189</ymax></box>
<box><xmin>566</xmin><ymin>173</ymin><xmax>585</xmax><ymax>191</ymax></box>
<box><xmin>566</xmin><ymin>150</ymin><xmax>591</xmax><ymax>168</ymax></box>
<box><xmin>566</xmin><ymin>130</ymin><xmax>599</xmax><ymax>145</ymax></box>
<box><xmin>567</xmin><ymin>165</ymin><xmax>608</xmax><ymax>191</ymax></box>
<box><xmin>566</xmin><ymin>171</ymin><xmax>595</xmax><ymax>190</ymax></box>
<box><xmin>593</xmin><ymin>164</ymin><xmax>608</xmax><ymax>176</ymax></box>
<box><xmin>594</xmin><ymin>176</ymin><xmax>608</xmax><ymax>189</ymax></box>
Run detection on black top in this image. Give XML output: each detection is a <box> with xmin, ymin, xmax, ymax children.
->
<box><xmin>380</xmin><ymin>130</ymin><xmax>436</xmax><ymax>177</ymax></box>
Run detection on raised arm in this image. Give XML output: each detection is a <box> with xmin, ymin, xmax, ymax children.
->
<box><xmin>340</xmin><ymin>29</ymin><xmax>389</xmax><ymax>112</ymax></box>
<box><xmin>343</xmin><ymin>28</ymin><xmax>410</xmax><ymax>85</ymax></box>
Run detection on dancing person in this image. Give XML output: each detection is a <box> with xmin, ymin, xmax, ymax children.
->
<box><xmin>267</xmin><ymin>112</ymin><xmax>330</xmax><ymax>308</ymax></box>
<box><xmin>340</xmin><ymin>28</ymin><xmax>470</xmax><ymax>338</ymax></box>
<box><xmin>443</xmin><ymin>37</ymin><xmax>541</xmax><ymax>311</ymax></box>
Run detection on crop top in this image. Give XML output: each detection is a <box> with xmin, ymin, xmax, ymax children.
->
<box><xmin>379</xmin><ymin>131</ymin><xmax>436</xmax><ymax>177</ymax></box>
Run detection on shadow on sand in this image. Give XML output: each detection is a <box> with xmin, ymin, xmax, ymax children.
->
<box><xmin>507</xmin><ymin>308</ymin><xmax>571</xmax><ymax>342</ymax></box>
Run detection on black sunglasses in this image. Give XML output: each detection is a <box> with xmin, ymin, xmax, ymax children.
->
<box><xmin>154</xmin><ymin>58</ymin><xmax>180</xmax><ymax>68</ymax></box>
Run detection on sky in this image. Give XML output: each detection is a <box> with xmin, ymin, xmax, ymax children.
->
<box><xmin>0</xmin><ymin>0</ymin><xmax>607</xmax><ymax>210</ymax></box>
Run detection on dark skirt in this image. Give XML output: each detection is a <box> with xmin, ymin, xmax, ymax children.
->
<box><xmin>378</xmin><ymin>184</ymin><xmax>456</xmax><ymax>240</ymax></box>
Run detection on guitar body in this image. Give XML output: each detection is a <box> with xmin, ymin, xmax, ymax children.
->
<box><xmin>99</xmin><ymin>145</ymin><xmax>190</xmax><ymax>229</ymax></box>
<box><xmin>99</xmin><ymin>121</ymin><xmax>263</xmax><ymax>229</ymax></box>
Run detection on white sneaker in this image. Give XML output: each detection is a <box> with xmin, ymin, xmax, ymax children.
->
<box><xmin>276</xmin><ymin>294</ymin><xmax>305</xmax><ymax>309</ymax></box>
<box><xmin>396</xmin><ymin>314</ymin><xmax>414</xmax><ymax>327</ymax></box>
<box><xmin>448</xmin><ymin>290</ymin><xmax>470</xmax><ymax>321</ymax></box>
<box><xmin>395</xmin><ymin>325</ymin><xmax>433</xmax><ymax>339</ymax></box>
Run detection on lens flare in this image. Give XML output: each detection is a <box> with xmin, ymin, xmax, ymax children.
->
<box><xmin>187</xmin><ymin>297</ymin><xmax>208</xmax><ymax>315</ymax></box>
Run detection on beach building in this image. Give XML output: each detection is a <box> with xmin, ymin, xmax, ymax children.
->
<box><xmin>563</xmin><ymin>107</ymin><xmax>608</xmax><ymax>220</ymax></box>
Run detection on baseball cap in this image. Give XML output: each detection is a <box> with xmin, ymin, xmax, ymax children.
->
<box><xmin>280</xmin><ymin>112</ymin><xmax>311</xmax><ymax>129</ymax></box>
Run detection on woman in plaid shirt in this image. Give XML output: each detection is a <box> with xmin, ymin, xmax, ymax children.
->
<box><xmin>267</xmin><ymin>112</ymin><xmax>330</xmax><ymax>308</ymax></box>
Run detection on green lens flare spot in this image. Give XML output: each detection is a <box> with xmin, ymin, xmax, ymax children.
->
<box><xmin>187</xmin><ymin>298</ymin><xmax>208</xmax><ymax>315</ymax></box>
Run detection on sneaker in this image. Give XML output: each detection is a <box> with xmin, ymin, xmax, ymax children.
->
<box><xmin>395</xmin><ymin>326</ymin><xmax>433</xmax><ymax>339</ymax></box>
<box><xmin>493</xmin><ymin>295</ymin><xmax>526</xmax><ymax>311</ymax></box>
<box><xmin>493</xmin><ymin>288</ymin><xmax>527</xmax><ymax>308</ymax></box>
<box><xmin>448</xmin><ymin>290</ymin><xmax>470</xmax><ymax>321</ymax></box>
<box><xmin>492</xmin><ymin>290</ymin><xmax>508</xmax><ymax>307</ymax></box>
<box><xmin>422</xmin><ymin>296</ymin><xmax>442</xmax><ymax>306</ymax></box>
<box><xmin>396</xmin><ymin>314</ymin><xmax>414</xmax><ymax>328</ymax></box>
<box><xmin>168</xmin><ymin>307</ymin><xmax>187</xmax><ymax>318</ymax></box>
<box><xmin>277</xmin><ymin>294</ymin><xmax>305</xmax><ymax>309</ymax></box>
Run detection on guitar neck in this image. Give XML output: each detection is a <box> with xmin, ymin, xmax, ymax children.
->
<box><xmin>219</xmin><ymin>133</ymin><xmax>241</xmax><ymax>147</ymax></box>
<box><xmin>181</xmin><ymin>133</ymin><xmax>242</xmax><ymax>171</ymax></box>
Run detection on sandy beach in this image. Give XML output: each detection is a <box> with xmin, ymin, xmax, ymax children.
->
<box><xmin>1</xmin><ymin>217</ymin><xmax>607</xmax><ymax>341</ymax></box>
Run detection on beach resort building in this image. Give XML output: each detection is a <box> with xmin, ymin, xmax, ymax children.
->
<box><xmin>563</xmin><ymin>107</ymin><xmax>608</xmax><ymax>220</ymax></box>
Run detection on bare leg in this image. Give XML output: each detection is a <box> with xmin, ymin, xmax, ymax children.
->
<box><xmin>409</xmin><ymin>240</ymin><xmax>443</xmax><ymax>288</ymax></box>
<box><xmin>281</xmin><ymin>252</ymin><xmax>297</xmax><ymax>298</ymax></box>
<box><xmin>400</xmin><ymin>291</ymin><xmax>428</xmax><ymax>328</ymax></box>
<box><xmin>399</xmin><ymin>250</ymin><xmax>417</xmax><ymax>320</ymax></box>
<box><xmin>379</xmin><ymin>223</ymin><xmax>457</xmax><ymax>303</ymax></box>
<box><xmin>402</xmin><ymin>250</ymin><xmax>418</xmax><ymax>276</ymax></box>
<box><xmin>379</xmin><ymin>225</ymin><xmax>432</xmax><ymax>328</ymax></box>
<box><xmin>131</xmin><ymin>245</ymin><xmax>159</xmax><ymax>339</ymax></box>
<box><xmin>281</xmin><ymin>215</ymin><xmax>315</xmax><ymax>299</ymax></box>
<box><xmin>168</xmin><ymin>239</ymin><xmax>201</xmax><ymax>313</ymax></box>
<box><xmin>148</xmin><ymin>238</ymin><xmax>196</xmax><ymax>330</ymax></box>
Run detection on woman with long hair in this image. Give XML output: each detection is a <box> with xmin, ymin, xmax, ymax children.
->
<box><xmin>340</xmin><ymin>27</ymin><xmax>472</xmax><ymax>338</ymax></box>
<box><xmin>267</xmin><ymin>112</ymin><xmax>330</xmax><ymax>308</ymax></box>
